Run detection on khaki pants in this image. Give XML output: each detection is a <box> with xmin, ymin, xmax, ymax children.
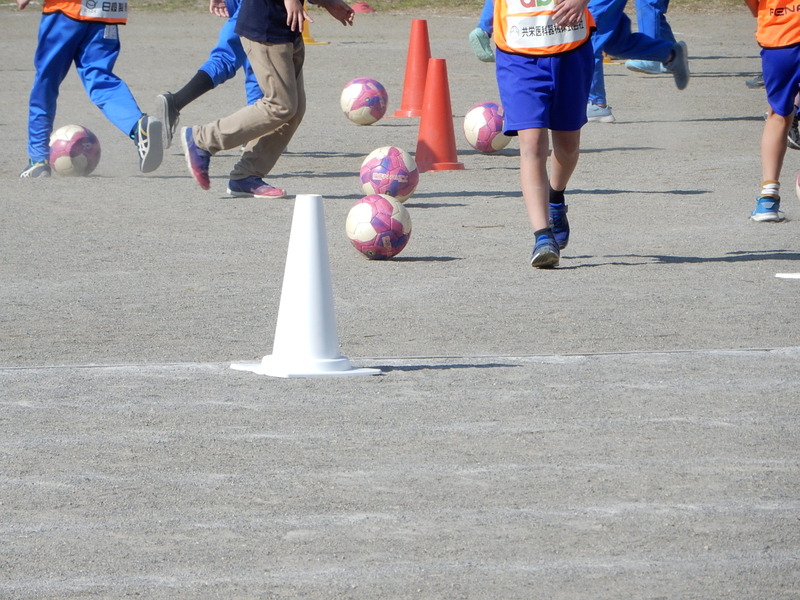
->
<box><xmin>194</xmin><ymin>37</ymin><xmax>306</xmax><ymax>180</ymax></box>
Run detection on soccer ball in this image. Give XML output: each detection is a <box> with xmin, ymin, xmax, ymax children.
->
<box><xmin>340</xmin><ymin>77</ymin><xmax>388</xmax><ymax>125</ymax></box>
<box><xmin>345</xmin><ymin>194</ymin><xmax>412</xmax><ymax>260</ymax></box>
<box><xmin>359</xmin><ymin>145</ymin><xmax>419</xmax><ymax>202</ymax></box>
<box><xmin>463</xmin><ymin>102</ymin><xmax>511</xmax><ymax>154</ymax></box>
<box><xmin>49</xmin><ymin>124</ymin><xmax>101</xmax><ymax>176</ymax></box>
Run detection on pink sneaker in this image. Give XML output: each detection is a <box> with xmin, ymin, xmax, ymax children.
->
<box><xmin>227</xmin><ymin>176</ymin><xmax>285</xmax><ymax>198</ymax></box>
<box><xmin>181</xmin><ymin>126</ymin><xmax>210</xmax><ymax>190</ymax></box>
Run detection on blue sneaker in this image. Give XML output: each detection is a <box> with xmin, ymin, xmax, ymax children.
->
<box><xmin>227</xmin><ymin>176</ymin><xmax>285</xmax><ymax>198</ymax></box>
<box><xmin>530</xmin><ymin>236</ymin><xmax>560</xmax><ymax>269</ymax></box>
<box><xmin>750</xmin><ymin>195</ymin><xmax>782</xmax><ymax>222</ymax></box>
<box><xmin>181</xmin><ymin>126</ymin><xmax>211</xmax><ymax>190</ymax></box>
<box><xmin>549</xmin><ymin>203</ymin><xmax>569</xmax><ymax>250</ymax></box>
<box><xmin>586</xmin><ymin>102</ymin><xmax>615</xmax><ymax>123</ymax></box>
<box><xmin>625</xmin><ymin>59</ymin><xmax>668</xmax><ymax>74</ymax></box>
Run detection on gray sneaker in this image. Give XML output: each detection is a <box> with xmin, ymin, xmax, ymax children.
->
<box><xmin>666</xmin><ymin>41</ymin><xmax>690</xmax><ymax>90</ymax></box>
<box><xmin>133</xmin><ymin>114</ymin><xmax>163</xmax><ymax>173</ymax></box>
<box><xmin>587</xmin><ymin>102</ymin><xmax>616</xmax><ymax>123</ymax></box>
<box><xmin>20</xmin><ymin>160</ymin><xmax>51</xmax><ymax>178</ymax></box>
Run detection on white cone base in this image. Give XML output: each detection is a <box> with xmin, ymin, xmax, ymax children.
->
<box><xmin>231</xmin><ymin>356</ymin><xmax>381</xmax><ymax>378</ymax></box>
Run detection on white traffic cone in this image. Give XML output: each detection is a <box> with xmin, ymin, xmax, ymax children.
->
<box><xmin>231</xmin><ymin>194</ymin><xmax>380</xmax><ymax>378</ymax></box>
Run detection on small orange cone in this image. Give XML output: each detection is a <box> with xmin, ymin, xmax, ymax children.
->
<box><xmin>414</xmin><ymin>58</ymin><xmax>464</xmax><ymax>172</ymax></box>
<box><xmin>393</xmin><ymin>20</ymin><xmax>431</xmax><ymax>118</ymax></box>
<box><xmin>302</xmin><ymin>19</ymin><xmax>329</xmax><ymax>45</ymax></box>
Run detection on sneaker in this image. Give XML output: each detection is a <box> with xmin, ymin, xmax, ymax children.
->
<box><xmin>468</xmin><ymin>27</ymin><xmax>494</xmax><ymax>63</ymax></box>
<box><xmin>750</xmin><ymin>195</ymin><xmax>782</xmax><ymax>222</ymax></box>
<box><xmin>530</xmin><ymin>236</ymin><xmax>560</xmax><ymax>269</ymax></box>
<box><xmin>788</xmin><ymin>114</ymin><xmax>800</xmax><ymax>150</ymax></box>
<box><xmin>549</xmin><ymin>203</ymin><xmax>570</xmax><ymax>250</ymax></box>
<box><xmin>625</xmin><ymin>59</ymin><xmax>668</xmax><ymax>74</ymax></box>
<box><xmin>181</xmin><ymin>126</ymin><xmax>211</xmax><ymax>190</ymax></box>
<box><xmin>665</xmin><ymin>41</ymin><xmax>690</xmax><ymax>90</ymax></box>
<box><xmin>227</xmin><ymin>176</ymin><xmax>285</xmax><ymax>198</ymax></box>
<box><xmin>587</xmin><ymin>102</ymin><xmax>615</xmax><ymax>123</ymax></box>
<box><xmin>155</xmin><ymin>92</ymin><xmax>180</xmax><ymax>149</ymax></box>
<box><xmin>133</xmin><ymin>114</ymin><xmax>163</xmax><ymax>173</ymax></box>
<box><xmin>19</xmin><ymin>160</ymin><xmax>51</xmax><ymax>178</ymax></box>
<box><xmin>746</xmin><ymin>74</ymin><xmax>765</xmax><ymax>89</ymax></box>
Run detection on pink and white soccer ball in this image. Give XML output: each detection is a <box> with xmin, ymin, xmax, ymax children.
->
<box><xmin>340</xmin><ymin>77</ymin><xmax>388</xmax><ymax>125</ymax></box>
<box><xmin>359</xmin><ymin>145</ymin><xmax>419</xmax><ymax>202</ymax></box>
<box><xmin>49</xmin><ymin>124</ymin><xmax>101</xmax><ymax>176</ymax></box>
<box><xmin>463</xmin><ymin>102</ymin><xmax>511</xmax><ymax>154</ymax></box>
<box><xmin>345</xmin><ymin>194</ymin><xmax>412</xmax><ymax>260</ymax></box>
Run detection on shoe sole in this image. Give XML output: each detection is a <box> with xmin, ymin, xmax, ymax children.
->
<box><xmin>625</xmin><ymin>62</ymin><xmax>667</xmax><ymax>75</ymax></box>
<box><xmin>587</xmin><ymin>115</ymin><xmax>616</xmax><ymax>123</ymax></box>
<box><xmin>750</xmin><ymin>213</ymin><xmax>782</xmax><ymax>222</ymax></box>
<box><xmin>155</xmin><ymin>94</ymin><xmax>176</xmax><ymax>149</ymax></box>
<box><xmin>531</xmin><ymin>250</ymin><xmax>560</xmax><ymax>269</ymax></box>
<box><xmin>139</xmin><ymin>118</ymin><xmax>163</xmax><ymax>173</ymax></box>
<box><xmin>671</xmin><ymin>41</ymin><xmax>690</xmax><ymax>90</ymax></box>
<box><xmin>227</xmin><ymin>188</ymin><xmax>286</xmax><ymax>199</ymax></box>
<box><xmin>181</xmin><ymin>127</ymin><xmax>210</xmax><ymax>190</ymax></box>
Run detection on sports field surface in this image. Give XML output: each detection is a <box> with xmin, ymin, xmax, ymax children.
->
<box><xmin>2</xmin><ymin>7</ymin><xmax>799</xmax><ymax>599</ymax></box>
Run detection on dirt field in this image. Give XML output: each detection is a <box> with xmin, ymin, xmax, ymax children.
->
<box><xmin>1</xmin><ymin>6</ymin><xmax>798</xmax><ymax>599</ymax></box>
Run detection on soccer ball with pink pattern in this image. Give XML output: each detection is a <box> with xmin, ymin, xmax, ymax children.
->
<box><xmin>340</xmin><ymin>78</ymin><xmax>388</xmax><ymax>125</ymax></box>
<box><xmin>345</xmin><ymin>194</ymin><xmax>412</xmax><ymax>260</ymax></box>
<box><xmin>49</xmin><ymin>124</ymin><xmax>101</xmax><ymax>176</ymax></box>
<box><xmin>463</xmin><ymin>102</ymin><xmax>511</xmax><ymax>154</ymax></box>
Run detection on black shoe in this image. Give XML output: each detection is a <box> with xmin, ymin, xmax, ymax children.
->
<box><xmin>788</xmin><ymin>114</ymin><xmax>800</xmax><ymax>150</ymax></box>
<box><xmin>155</xmin><ymin>92</ymin><xmax>180</xmax><ymax>149</ymax></box>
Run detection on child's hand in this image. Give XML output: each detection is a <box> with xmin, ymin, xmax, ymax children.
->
<box><xmin>285</xmin><ymin>0</ymin><xmax>310</xmax><ymax>32</ymax></box>
<box><xmin>16</xmin><ymin>0</ymin><xmax>31</xmax><ymax>9</ymax></box>
<box><xmin>552</xmin><ymin>0</ymin><xmax>590</xmax><ymax>27</ymax></box>
<box><xmin>316</xmin><ymin>0</ymin><xmax>355</xmax><ymax>26</ymax></box>
<box><xmin>209</xmin><ymin>0</ymin><xmax>229</xmax><ymax>18</ymax></box>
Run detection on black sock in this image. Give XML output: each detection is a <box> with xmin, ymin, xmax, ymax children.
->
<box><xmin>549</xmin><ymin>187</ymin><xmax>565</xmax><ymax>205</ymax></box>
<box><xmin>534</xmin><ymin>227</ymin><xmax>554</xmax><ymax>240</ymax></box>
<box><xmin>172</xmin><ymin>71</ymin><xmax>215</xmax><ymax>111</ymax></box>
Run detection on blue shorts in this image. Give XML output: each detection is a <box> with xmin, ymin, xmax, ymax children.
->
<box><xmin>495</xmin><ymin>41</ymin><xmax>594</xmax><ymax>134</ymax></box>
<box><xmin>761</xmin><ymin>45</ymin><xmax>800</xmax><ymax>116</ymax></box>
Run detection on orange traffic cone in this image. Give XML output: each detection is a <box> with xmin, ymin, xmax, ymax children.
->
<box><xmin>414</xmin><ymin>58</ymin><xmax>464</xmax><ymax>173</ymax></box>
<box><xmin>393</xmin><ymin>20</ymin><xmax>431</xmax><ymax>118</ymax></box>
<box><xmin>303</xmin><ymin>19</ymin><xmax>329</xmax><ymax>45</ymax></box>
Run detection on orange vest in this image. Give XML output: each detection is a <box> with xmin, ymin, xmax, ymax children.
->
<box><xmin>494</xmin><ymin>0</ymin><xmax>594</xmax><ymax>56</ymax></box>
<box><xmin>756</xmin><ymin>0</ymin><xmax>800</xmax><ymax>48</ymax></box>
<box><xmin>43</xmin><ymin>0</ymin><xmax>128</xmax><ymax>24</ymax></box>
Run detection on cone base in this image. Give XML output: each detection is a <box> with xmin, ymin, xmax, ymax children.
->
<box><xmin>303</xmin><ymin>39</ymin><xmax>329</xmax><ymax>46</ymax></box>
<box><xmin>423</xmin><ymin>162</ymin><xmax>465</xmax><ymax>172</ymax></box>
<box><xmin>231</xmin><ymin>356</ymin><xmax>381</xmax><ymax>378</ymax></box>
<box><xmin>392</xmin><ymin>109</ymin><xmax>423</xmax><ymax>118</ymax></box>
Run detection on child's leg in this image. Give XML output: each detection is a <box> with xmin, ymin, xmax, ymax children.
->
<box><xmin>76</xmin><ymin>23</ymin><xmax>143</xmax><ymax>137</ymax></box>
<box><xmin>517</xmin><ymin>127</ymin><xmax>551</xmax><ymax>231</ymax></box>
<box><xmin>27</xmin><ymin>13</ymin><xmax>82</xmax><ymax>162</ymax></box>
<box><xmin>762</xmin><ymin>110</ymin><xmax>792</xmax><ymax>182</ymax></box>
<box><xmin>550</xmin><ymin>129</ymin><xmax>582</xmax><ymax>191</ymax></box>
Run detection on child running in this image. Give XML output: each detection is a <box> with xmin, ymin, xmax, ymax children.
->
<box><xmin>493</xmin><ymin>0</ymin><xmax>595</xmax><ymax>268</ymax></box>
<box><xmin>746</xmin><ymin>0</ymin><xmax>800</xmax><ymax>221</ymax></box>
<box><xmin>17</xmin><ymin>0</ymin><xmax>162</xmax><ymax>177</ymax></box>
